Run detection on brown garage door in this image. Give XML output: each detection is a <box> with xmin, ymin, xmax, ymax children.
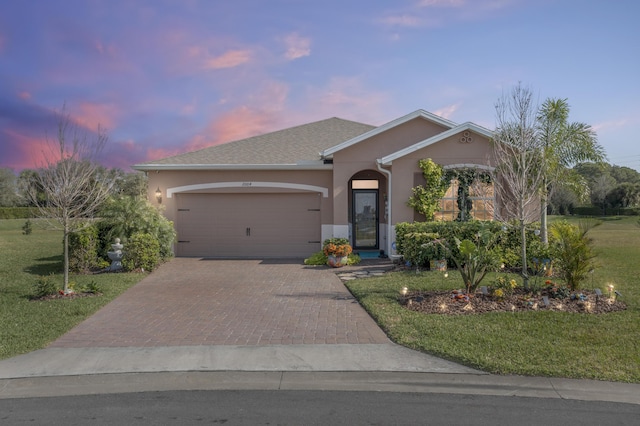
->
<box><xmin>176</xmin><ymin>193</ymin><xmax>321</xmax><ymax>258</ymax></box>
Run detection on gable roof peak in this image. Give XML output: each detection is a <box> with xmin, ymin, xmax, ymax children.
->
<box><xmin>321</xmin><ymin>109</ymin><xmax>458</xmax><ymax>157</ymax></box>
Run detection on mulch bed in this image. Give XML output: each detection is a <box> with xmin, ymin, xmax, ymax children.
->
<box><xmin>401</xmin><ymin>289</ymin><xmax>627</xmax><ymax>315</ymax></box>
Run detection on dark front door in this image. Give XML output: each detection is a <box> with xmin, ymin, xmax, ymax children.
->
<box><xmin>353</xmin><ymin>190</ymin><xmax>378</xmax><ymax>249</ymax></box>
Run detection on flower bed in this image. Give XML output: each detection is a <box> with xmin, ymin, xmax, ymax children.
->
<box><xmin>401</xmin><ymin>289</ymin><xmax>626</xmax><ymax>315</ymax></box>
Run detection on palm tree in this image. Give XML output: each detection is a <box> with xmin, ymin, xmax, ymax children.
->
<box><xmin>537</xmin><ymin>98</ymin><xmax>606</xmax><ymax>244</ymax></box>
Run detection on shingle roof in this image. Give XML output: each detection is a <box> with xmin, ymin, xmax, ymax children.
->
<box><xmin>134</xmin><ymin>117</ymin><xmax>375</xmax><ymax>169</ymax></box>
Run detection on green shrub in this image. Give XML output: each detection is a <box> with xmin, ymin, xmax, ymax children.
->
<box><xmin>304</xmin><ymin>251</ymin><xmax>327</xmax><ymax>265</ymax></box>
<box><xmin>491</xmin><ymin>275</ymin><xmax>519</xmax><ymax>296</ymax></box>
<box><xmin>549</xmin><ymin>220</ymin><xmax>599</xmax><ymax>291</ymax></box>
<box><xmin>304</xmin><ymin>250</ymin><xmax>361</xmax><ymax>266</ymax></box>
<box><xmin>543</xmin><ymin>281</ymin><xmax>571</xmax><ymax>299</ymax></box>
<box><xmin>81</xmin><ymin>280</ymin><xmax>102</xmax><ymax>294</ymax></box>
<box><xmin>98</xmin><ymin>196</ymin><xmax>175</xmax><ymax>260</ymax></box>
<box><xmin>395</xmin><ymin>220</ymin><xmax>542</xmax><ymax>270</ymax></box>
<box><xmin>22</xmin><ymin>219</ymin><xmax>33</xmax><ymax>235</ymax></box>
<box><xmin>32</xmin><ymin>274</ymin><xmax>58</xmax><ymax>298</ymax></box>
<box><xmin>122</xmin><ymin>232</ymin><xmax>161</xmax><ymax>272</ymax></box>
<box><xmin>448</xmin><ymin>227</ymin><xmax>501</xmax><ymax>293</ymax></box>
<box><xmin>68</xmin><ymin>225</ymin><xmax>101</xmax><ymax>273</ymax></box>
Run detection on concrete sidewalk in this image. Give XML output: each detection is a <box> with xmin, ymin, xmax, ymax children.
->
<box><xmin>1</xmin><ymin>344</ymin><xmax>639</xmax><ymax>405</ymax></box>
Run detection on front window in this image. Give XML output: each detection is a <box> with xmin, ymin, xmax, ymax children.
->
<box><xmin>435</xmin><ymin>173</ymin><xmax>494</xmax><ymax>221</ymax></box>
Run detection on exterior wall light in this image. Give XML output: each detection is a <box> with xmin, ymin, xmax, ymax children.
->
<box><xmin>155</xmin><ymin>187</ymin><xmax>162</xmax><ymax>203</ymax></box>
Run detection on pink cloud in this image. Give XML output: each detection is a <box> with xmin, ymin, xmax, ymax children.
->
<box><xmin>2</xmin><ymin>128</ymin><xmax>51</xmax><ymax>170</ymax></box>
<box><xmin>212</xmin><ymin>107</ymin><xmax>281</xmax><ymax>144</ymax></box>
<box><xmin>303</xmin><ymin>77</ymin><xmax>390</xmax><ymax>124</ymax></box>
<box><xmin>433</xmin><ymin>103</ymin><xmax>460</xmax><ymax>119</ymax></box>
<box><xmin>70</xmin><ymin>102</ymin><xmax>119</xmax><ymax>131</ymax></box>
<box><xmin>381</xmin><ymin>0</ymin><xmax>515</xmax><ymax>29</ymax></box>
<box><xmin>146</xmin><ymin>146</ymin><xmax>183</xmax><ymax>162</ymax></box>
<box><xmin>203</xmin><ymin>49</ymin><xmax>252</xmax><ymax>70</ymax></box>
<box><xmin>93</xmin><ymin>40</ymin><xmax>118</xmax><ymax>57</ymax></box>
<box><xmin>180</xmin><ymin>107</ymin><xmax>282</xmax><ymax>155</ymax></box>
<box><xmin>592</xmin><ymin>117</ymin><xmax>631</xmax><ymax>133</ymax></box>
<box><xmin>18</xmin><ymin>91</ymin><xmax>31</xmax><ymax>100</ymax></box>
<box><xmin>283</xmin><ymin>33</ymin><xmax>311</xmax><ymax>60</ymax></box>
<box><xmin>165</xmin><ymin>82</ymin><xmax>290</xmax><ymax>156</ymax></box>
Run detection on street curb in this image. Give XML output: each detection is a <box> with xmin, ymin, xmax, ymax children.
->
<box><xmin>1</xmin><ymin>371</ymin><xmax>639</xmax><ymax>405</ymax></box>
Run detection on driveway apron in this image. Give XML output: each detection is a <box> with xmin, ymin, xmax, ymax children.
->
<box><xmin>49</xmin><ymin>258</ymin><xmax>390</xmax><ymax>348</ymax></box>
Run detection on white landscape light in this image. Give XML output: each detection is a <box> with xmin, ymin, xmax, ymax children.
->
<box><xmin>401</xmin><ymin>287</ymin><xmax>408</xmax><ymax>296</ymax></box>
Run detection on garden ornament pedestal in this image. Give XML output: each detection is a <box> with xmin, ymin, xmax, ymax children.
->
<box><xmin>327</xmin><ymin>254</ymin><xmax>348</xmax><ymax>268</ymax></box>
<box><xmin>107</xmin><ymin>238</ymin><xmax>124</xmax><ymax>271</ymax></box>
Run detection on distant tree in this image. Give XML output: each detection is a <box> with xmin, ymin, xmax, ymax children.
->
<box><xmin>492</xmin><ymin>83</ymin><xmax>545</xmax><ymax>289</ymax></box>
<box><xmin>606</xmin><ymin>182</ymin><xmax>640</xmax><ymax>208</ymax></box>
<box><xmin>0</xmin><ymin>168</ymin><xmax>21</xmax><ymax>207</ymax></box>
<box><xmin>574</xmin><ymin>162</ymin><xmax>606</xmax><ymax>182</ymax></box>
<box><xmin>549</xmin><ymin>185</ymin><xmax>580</xmax><ymax>215</ymax></box>
<box><xmin>590</xmin><ymin>174</ymin><xmax>616</xmax><ymax>215</ymax></box>
<box><xmin>536</xmin><ymin>98</ymin><xmax>605</xmax><ymax>244</ymax></box>
<box><xmin>25</xmin><ymin>106</ymin><xmax>116</xmax><ymax>294</ymax></box>
<box><xmin>112</xmin><ymin>170</ymin><xmax>148</xmax><ymax>198</ymax></box>
<box><xmin>609</xmin><ymin>165</ymin><xmax>640</xmax><ymax>185</ymax></box>
<box><xmin>17</xmin><ymin>169</ymin><xmax>46</xmax><ymax>207</ymax></box>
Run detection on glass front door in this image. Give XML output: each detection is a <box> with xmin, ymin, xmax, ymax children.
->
<box><xmin>353</xmin><ymin>190</ymin><xmax>378</xmax><ymax>249</ymax></box>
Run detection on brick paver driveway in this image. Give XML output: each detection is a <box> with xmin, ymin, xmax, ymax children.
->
<box><xmin>49</xmin><ymin>258</ymin><xmax>390</xmax><ymax>348</ymax></box>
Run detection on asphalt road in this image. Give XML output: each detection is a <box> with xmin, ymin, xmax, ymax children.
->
<box><xmin>2</xmin><ymin>390</ymin><xmax>639</xmax><ymax>425</ymax></box>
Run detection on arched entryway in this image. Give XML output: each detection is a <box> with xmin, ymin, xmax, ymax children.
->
<box><xmin>349</xmin><ymin>170</ymin><xmax>387</xmax><ymax>251</ymax></box>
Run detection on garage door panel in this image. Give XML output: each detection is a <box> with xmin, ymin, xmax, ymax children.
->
<box><xmin>176</xmin><ymin>193</ymin><xmax>320</xmax><ymax>257</ymax></box>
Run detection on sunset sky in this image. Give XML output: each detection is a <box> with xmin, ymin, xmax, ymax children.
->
<box><xmin>1</xmin><ymin>0</ymin><xmax>639</xmax><ymax>173</ymax></box>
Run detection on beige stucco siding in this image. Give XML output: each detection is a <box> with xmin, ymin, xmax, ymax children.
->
<box><xmin>389</xmin><ymin>132</ymin><xmax>496</xmax><ymax>223</ymax></box>
<box><xmin>331</xmin><ymin>117</ymin><xmax>450</xmax><ymax>225</ymax></box>
<box><xmin>147</xmin><ymin>169</ymin><xmax>333</xmax><ymax>225</ymax></box>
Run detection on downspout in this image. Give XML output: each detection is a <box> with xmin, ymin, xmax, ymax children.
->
<box><xmin>376</xmin><ymin>160</ymin><xmax>393</xmax><ymax>256</ymax></box>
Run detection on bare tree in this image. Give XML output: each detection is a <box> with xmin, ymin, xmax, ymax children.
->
<box><xmin>26</xmin><ymin>106</ymin><xmax>115</xmax><ymax>293</ymax></box>
<box><xmin>492</xmin><ymin>84</ymin><xmax>545</xmax><ymax>289</ymax></box>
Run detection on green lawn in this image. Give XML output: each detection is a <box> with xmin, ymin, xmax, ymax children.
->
<box><xmin>346</xmin><ymin>216</ymin><xmax>640</xmax><ymax>383</ymax></box>
<box><xmin>0</xmin><ymin>219</ymin><xmax>144</xmax><ymax>359</ymax></box>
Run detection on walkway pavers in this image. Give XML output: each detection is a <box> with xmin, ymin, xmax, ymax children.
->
<box><xmin>49</xmin><ymin>259</ymin><xmax>390</xmax><ymax>348</ymax></box>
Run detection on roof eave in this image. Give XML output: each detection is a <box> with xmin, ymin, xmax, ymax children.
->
<box><xmin>132</xmin><ymin>163</ymin><xmax>333</xmax><ymax>171</ymax></box>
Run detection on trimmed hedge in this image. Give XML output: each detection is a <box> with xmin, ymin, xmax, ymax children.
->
<box><xmin>570</xmin><ymin>206</ymin><xmax>640</xmax><ymax>216</ymax></box>
<box><xmin>0</xmin><ymin>207</ymin><xmax>39</xmax><ymax>219</ymax></box>
<box><xmin>395</xmin><ymin>220</ymin><xmax>544</xmax><ymax>269</ymax></box>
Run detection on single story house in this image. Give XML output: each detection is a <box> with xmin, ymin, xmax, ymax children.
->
<box><xmin>133</xmin><ymin>109</ymin><xmax>497</xmax><ymax>258</ymax></box>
